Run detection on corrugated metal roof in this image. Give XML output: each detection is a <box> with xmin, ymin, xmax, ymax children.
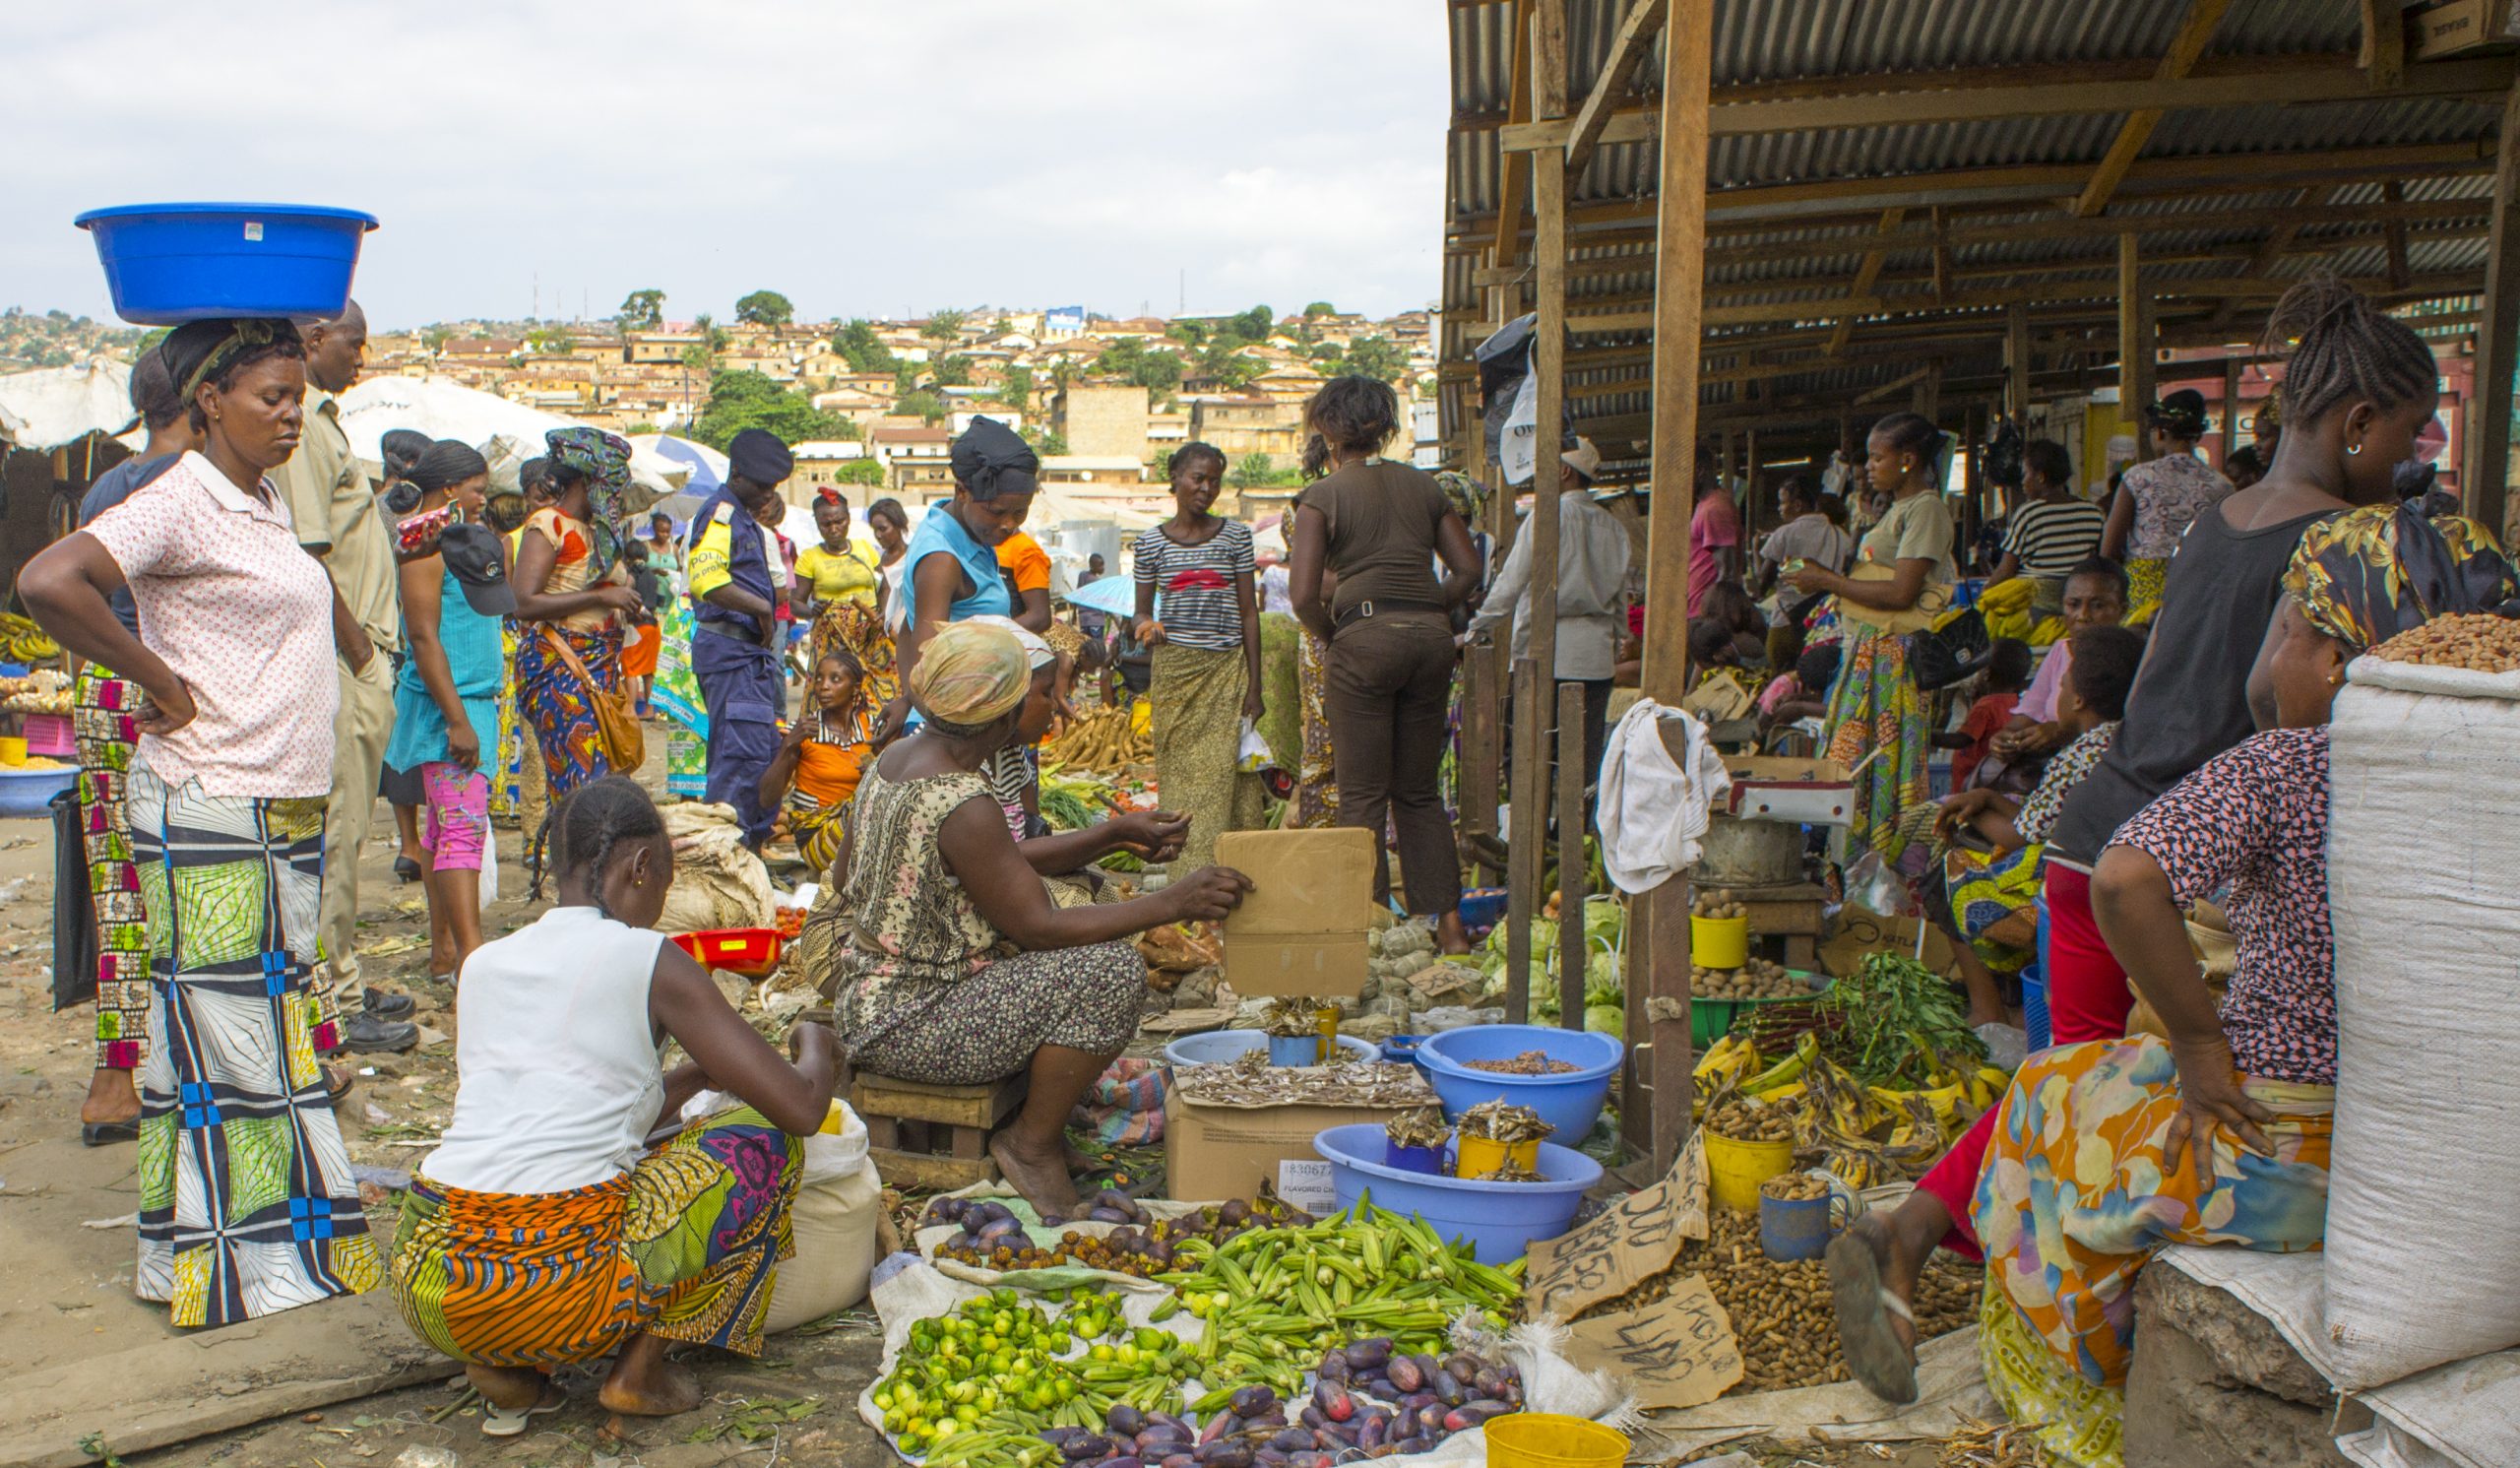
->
<box><xmin>1444</xmin><ymin>0</ymin><xmax>2504</xmax><ymax>432</ymax></box>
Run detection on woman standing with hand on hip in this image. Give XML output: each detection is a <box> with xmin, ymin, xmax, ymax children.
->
<box><xmin>1288</xmin><ymin>376</ymin><xmax>1483</xmax><ymax>954</ymax></box>
<box><xmin>21</xmin><ymin>318</ymin><xmax>385</xmax><ymax>1325</ymax></box>
<box><xmin>1132</xmin><ymin>441</ymin><xmax>1263</xmax><ymax>870</ymax></box>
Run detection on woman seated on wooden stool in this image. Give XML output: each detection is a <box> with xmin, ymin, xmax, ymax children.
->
<box><xmin>390</xmin><ymin>777</ymin><xmax>843</xmax><ymax>1434</ymax></box>
<box><xmin>827</xmin><ymin>620</ymin><xmax>1252</xmax><ymax>1213</ymax></box>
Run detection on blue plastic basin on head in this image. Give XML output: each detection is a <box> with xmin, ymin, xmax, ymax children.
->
<box><xmin>1162</xmin><ymin>1029</ymin><xmax>1379</xmax><ymax>1070</ymax></box>
<box><xmin>76</xmin><ymin>203</ymin><xmax>379</xmax><ymax>325</ymax></box>
<box><xmin>0</xmin><ymin>764</ymin><xmax>77</xmax><ymax>819</ymax></box>
<box><xmin>1314</xmin><ymin>1123</ymin><xmax>1600</xmax><ymax>1264</ymax></box>
<box><xmin>1418</xmin><ymin>1024</ymin><xmax>1624</xmax><ymax>1143</ymax></box>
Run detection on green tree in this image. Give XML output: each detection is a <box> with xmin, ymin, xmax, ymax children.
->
<box><xmin>1093</xmin><ymin>338</ymin><xmax>1183</xmax><ymax>395</ymax></box>
<box><xmin>1228</xmin><ymin>452</ymin><xmax>1290</xmax><ymax>490</ymax></box>
<box><xmin>1231</xmin><ymin>304</ymin><xmax>1274</xmax><ymax>341</ymax></box>
<box><xmin>1344</xmin><ymin>335</ymin><xmax>1407</xmax><ymax>383</ymax></box>
<box><xmin>695</xmin><ymin>313</ymin><xmax>728</xmax><ymax>352</ymax></box>
<box><xmin>680</xmin><ymin>342</ymin><xmax>714</xmax><ymax>374</ymax></box>
<box><xmin>932</xmin><ymin>353</ymin><xmax>974</xmax><ymax>388</ymax></box>
<box><xmin>421</xmin><ymin>325</ymin><xmax>454</xmax><ymax>351</ymax></box>
<box><xmin>618</xmin><ymin>288</ymin><xmax>665</xmax><ymax>330</ymax></box>
<box><xmin>834</xmin><ymin>458</ymin><xmax>887</xmax><ymax>487</ymax></box>
<box><xmin>991</xmin><ymin>316</ymin><xmax>1015</xmax><ymax>337</ymax></box>
<box><xmin>1025</xmin><ymin>426</ymin><xmax>1070</xmax><ymax>457</ymax></box>
<box><xmin>691</xmin><ymin>368</ymin><xmax>853</xmax><ymax>449</ymax></box>
<box><xmin>895</xmin><ymin>390</ymin><xmax>949</xmax><ymax>425</ymax></box>
<box><xmin>734</xmin><ymin>289</ymin><xmax>794</xmax><ymax>326</ymax></box>
<box><xmin>1303</xmin><ymin>301</ymin><xmax>1337</xmax><ymax>317</ymax></box>
<box><xmin>997</xmin><ymin>365</ymin><xmax>1035</xmax><ymax>409</ymax></box>
<box><xmin>920</xmin><ymin>308</ymin><xmax>968</xmax><ymax>343</ymax></box>
<box><xmin>894</xmin><ymin>362</ymin><xmax>924</xmax><ymax>398</ymax></box>
<box><xmin>832</xmin><ymin>318</ymin><xmax>897</xmax><ymax>374</ymax></box>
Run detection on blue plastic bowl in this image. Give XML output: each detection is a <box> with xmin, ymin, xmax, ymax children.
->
<box><xmin>1162</xmin><ymin>1029</ymin><xmax>1379</xmax><ymax>1070</ymax></box>
<box><xmin>76</xmin><ymin>203</ymin><xmax>378</xmax><ymax>325</ymax></box>
<box><xmin>1457</xmin><ymin>887</ymin><xmax>1508</xmax><ymax>929</ymax></box>
<box><xmin>1418</xmin><ymin>1024</ymin><xmax>1623</xmax><ymax>1143</ymax></box>
<box><xmin>0</xmin><ymin>764</ymin><xmax>76</xmax><ymax>818</ymax></box>
<box><xmin>1314</xmin><ymin>1123</ymin><xmax>1600</xmax><ymax>1263</ymax></box>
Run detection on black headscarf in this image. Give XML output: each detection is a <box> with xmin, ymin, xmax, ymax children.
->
<box><xmin>158</xmin><ymin>318</ymin><xmax>301</xmax><ymax>404</ymax></box>
<box><xmin>950</xmin><ymin>415</ymin><xmax>1039</xmax><ymax>502</ymax></box>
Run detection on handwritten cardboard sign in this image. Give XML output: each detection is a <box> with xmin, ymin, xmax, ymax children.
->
<box><xmin>1523</xmin><ymin>1132</ymin><xmax>1709</xmax><ymax>1322</ymax></box>
<box><xmin>1563</xmin><ymin>1273</ymin><xmax>1743</xmax><ymax>1410</ymax></box>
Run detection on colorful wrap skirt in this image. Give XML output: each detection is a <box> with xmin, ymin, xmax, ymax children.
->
<box><xmin>1947</xmin><ymin>842</ymin><xmax>2045</xmax><ymax>975</ymax></box>
<box><xmin>807</xmin><ymin>600</ymin><xmax>900</xmax><ymax>711</ymax></box>
<box><xmin>515</xmin><ymin>624</ymin><xmax>621</xmax><ymax>801</ymax></box>
<box><xmin>75</xmin><ymin>666</ymin><xmax>150</xmax><ymax>1067</ymax></box>
<box><xmin>1973</xmin><ymin>1035</ymin><xmax>2333</xmax><ymax>1390</ymax></box>
<box><xmin>1293</xmin><ymin>630</ymin><xmax>1340</xmax><ymax>830</ymax></box>
<box><xmin>393</xmin><ymin>1105</ymin><xmax>804</xmax><ymax>1366</ymax></box>
<box><xmin>1823</xmin><ymin>626</ymin><xmax>1929</xmax><ymax>866</ymax></box>
<box><xmin>1149</xmin><ymin>643</ymin><xmax>1262</xmax><ymax>872</ymax></box>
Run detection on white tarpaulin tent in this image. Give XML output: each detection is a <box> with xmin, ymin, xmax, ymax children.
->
<box><xmin>0</xmin><ymin>360</ymin><xmax>135</xmax><ymax>451</ymax></box>
<box><xmin>336</xmin><ymin>376</ymin><xmax>689</xmax><ymax>511</ymax></box>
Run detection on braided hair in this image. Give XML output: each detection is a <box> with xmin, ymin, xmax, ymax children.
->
<box><xmin>2259</xmin><ymin>274</ymin><xmax>2438</xmax><ymax>429</ymax></box>
<box><xmin>549</xmin><ymin>775</ymin><xmax>666</xmax><ymax>920</ymax></box>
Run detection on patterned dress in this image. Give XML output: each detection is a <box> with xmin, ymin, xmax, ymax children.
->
<box><xmin>2119</xmin><ymin>454</ymin><xmax>2235</xmax><ymax>613</ymax></box>
<box><xmin>830</xmin><ymin>763</ymin><xmax>1143</xmax><ymax>1083</ymax></box>
<box><xmin>75</xmin><ymin>668</ymin><xmax>150</xmax><ymax>1068</ymax></box>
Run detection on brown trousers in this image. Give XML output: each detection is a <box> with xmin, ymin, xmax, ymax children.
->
<box><xmin>1321</xmin><ymin>611</ymin><xmax>1462</xmax><ymax>918</ymax></box>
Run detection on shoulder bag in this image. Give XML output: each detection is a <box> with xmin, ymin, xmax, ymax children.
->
<box><xmin>539</xmin><ymin>626</ymin><xmax>646</xmax><ymax>774</ymax></box>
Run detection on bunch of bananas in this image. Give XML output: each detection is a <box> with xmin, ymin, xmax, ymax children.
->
<box><xmin>1695</xmin><ymin>1031</ymin><xmax>2015</xmax><ymax>1189</ymax></box>
<box><xmin>0</xmin><ymin>613</ymin><xmax>59</xmax><ymax>664</ymax></box>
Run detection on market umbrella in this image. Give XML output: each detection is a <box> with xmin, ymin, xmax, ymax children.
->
<box><xmin>1065</xmin><ymin>572</ymin><xmax>1141</xmax><ymax>619</ymax></box>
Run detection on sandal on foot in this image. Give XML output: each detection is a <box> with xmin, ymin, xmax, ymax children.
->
<box><xmin>81</xmin><ymin>1119</ymin><xmax>140</xmax><ymax>1146</ymax></box>
<box><xmin>480</xmin><ymin>1388</ymin><xmax>565</xmax><ymax>1437</ymax></box>
<box><xmin>1826</xmin><ymin>1230</ymin><xmax>1920</xmax><ymax>1405</ymax></box>
<box><xmin>394</xmin><ymin>856</ymin><xmax>422</xmax><ymax>884</ymax></box>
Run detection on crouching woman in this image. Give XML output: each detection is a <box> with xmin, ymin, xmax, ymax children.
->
<box><xmin>390</xmin><ymin>777</ymin><xmax>841</xmax><ymax>1434</ymax></box>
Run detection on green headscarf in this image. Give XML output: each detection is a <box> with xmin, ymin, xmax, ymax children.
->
<box><xmin>543</xmin><ymin>426</ymin><xmax>633</xmax><ymax>576</ymax></box>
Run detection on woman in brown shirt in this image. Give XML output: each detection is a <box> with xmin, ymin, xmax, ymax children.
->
<box><xmin>1287</xmin><ymin>376</ymin><xmax>1483</xmax><ymax>952</ymax></box>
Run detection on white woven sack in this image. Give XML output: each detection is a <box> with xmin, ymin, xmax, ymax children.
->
<box><xmin>2322</xmin><ymin>657</ymin><xmax>2520</xmax><ymax>1389</ymax></box>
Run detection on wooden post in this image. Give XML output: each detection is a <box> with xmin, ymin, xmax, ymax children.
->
<box><xmin>1556</xmin><ymin>681</ymin><xmax>1588</xmax><ymax>1030</ymax></box>
<box><xmin>2120</xmin><ymin>232</ymin><xmax>2158</xmax><ymax>461</ymax></box>
<box><xmin>1743</xmin><ymin>428</ymin><xmax>1761</xmax><ymax>545</ymax></box>
<box><xmin>2467</xmin><ymin>79</ymin><xmax>2520</xmax><ymax>540</ymax></box>
<box><xmin>1625</xmin><ymin>0</ymin><xmax>1714</xmax><ymax>1177</ymax></box>
<box><xmin>1508</xmin><ymin>0</ymin><xmax>1572</xmax><ymax>1010</ymax></box>
<box><xmin>1504</xmin><ymin>656</ymin><xmax>1543</xmax><ymax>1025</ymax></box>
<box><xmin>2222</xmin><ymin>355</ymin><xmax>2244</xmax><ymax>468</ymax></box>
<box><xmin>2005</xmin><ymin>302</ymin><xmax>2032</xmax><ymax>425</ymax></box>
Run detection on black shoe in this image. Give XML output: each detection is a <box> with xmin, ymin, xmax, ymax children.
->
<box><xmin>394</xmin><ymin>856</ymin><xmax>422</xmax><ymax>884</ymax></box>
<box><xmin>330</xmin><ymin>1012</ymin><xmax>419</xmax><ymax>1054</ymax></box>
<box><xmin>81</xmin><ymin>1119</ymin><xmax>140</xmax><ymax>1146</ymax></box>
<box><xmin>361</xmin><ymin>989</ymin><xmax>417</xmax><ymax>1020</ymax></box>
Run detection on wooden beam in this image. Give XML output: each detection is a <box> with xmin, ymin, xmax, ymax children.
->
<box><xmin>2007</xmin><ymin>303</ymin><xmax>2033</xmax><ymax>420</ymax></box>
<box><xmin>1564</xmin><ymin>0</ymin><xmax>1668</xmax><ymax>175</ymax></box>
<box><xmin>2223</xmin><ymin>354</ymin><xmax>2244</xmax><ymax>468</ymax></box>
<box><xmin>2075</xmin><ymin>0</ymin><xmax>2237</xmax><ymax>217</ymax></box>
<box><xmin>2467</xmin><ymin>79</ymin><xmax>2520</xmax><ymax>538</ymax></box>
<box><xmin>1490</xmin><ymin>0</ymin><xmax>1536</xmax><ymax>306</ymax></box>
<box><xmin>2120</xmin><ymin>232</ymin><xmax>2158</xmax><ymax>457</ymax></box>
<box><xmin>1630</xmin><ymin>0</ymin><xmax>1712</xmax><ymax>1176</ymax></box>
<box><xmin>2363</xmin><ymin>0</ymin><xmax>2408</xmax><ymax>93</ymax></box>
<box><xmin>1828</xmin><ymin>208</ymin><xmax>1905</xmax><ymax>356</ymax></box>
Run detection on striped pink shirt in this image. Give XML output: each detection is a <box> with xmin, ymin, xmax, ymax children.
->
<box><xmin>84</xmin><ymin>452</ymin><xmax>338</xmax><ymax>798</ymax></box>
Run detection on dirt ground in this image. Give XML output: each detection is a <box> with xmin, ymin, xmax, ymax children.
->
<box><xmin>0</xmin><ymin>755</ymin><xmax>1952</xmax><ymax>1468</ymax></box>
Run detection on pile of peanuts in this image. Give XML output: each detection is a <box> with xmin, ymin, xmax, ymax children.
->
<box><xmin>1759</xmin><ymin>1172</ymin><xmax>1833</xmax><ymax>1203</ymax></box>
<box><xmin>2370</xmin><ymin>613</ymin><xmax>2520</xmax><ymax>672</ymax></box>
<box><xmin>1706</xmin><ymin>1097</ymin><xmax>1797</xmax><ymax>1142</ymax></box>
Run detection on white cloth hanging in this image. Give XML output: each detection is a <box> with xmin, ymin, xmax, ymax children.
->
<box><xmin>1597</xmin><ymin>697</ymin><xmax>1732</xmax><ymax>894</ymax></box>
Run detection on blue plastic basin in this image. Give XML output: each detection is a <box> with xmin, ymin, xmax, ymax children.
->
<box><xmin>1162</xmin><ymin>1029</ymin><xmax>1379</xmax><ymax>1070</ymax></box>
<box><xmin>1418</xmin><ymin>1024</ymin><xmax>1623</xmax><ymax>1143</ymax></box>
<box><xmin>76</xmin><ymin>203</ymin><xmax>378</xmax><ymax>325</ymax></box>
<box><xmin>1314</xmin><ymin>1123</ymin><xmax>1600</xmax><ymax>1263</ymax></box>
<box><xmin>0</xmin><ymin>764</ymin><xmax>76</xmax><ymax>818</ymax></box>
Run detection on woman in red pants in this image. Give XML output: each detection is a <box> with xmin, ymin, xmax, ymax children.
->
<box><xmin>1823</xmin><ymin>275</ymin><xmax>2449</xmax><ymax>1404</ymax></box>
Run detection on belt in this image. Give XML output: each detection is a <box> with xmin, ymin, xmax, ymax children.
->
<box><xmin>1333</xmin><ymin>598</ymin><xmax>1445</xmax><ymax>631</ymax></box>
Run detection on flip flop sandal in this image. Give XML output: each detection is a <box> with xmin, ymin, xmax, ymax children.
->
<box><xmin>1826</xmin><ymin>1230</ymin><xmax>1920</xmax><ymax>1405</ymax></box>
<box><xmin>325</xmin><ymin>1069</ymin><xmax>357</xmax><ymax>1109</ymax></box>
<box><xmin>81</xmin><ymin>1119</ymin><xmax>140</xmax><ymax>1146</ymax></box>
<box><xmin>480</xmin><ymin>1389</ymin><xmax>565</xmax><ymax>1437</ymax></box>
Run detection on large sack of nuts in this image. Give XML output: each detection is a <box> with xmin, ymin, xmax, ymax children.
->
<box><xmin>658</xmin><ymin>800</ymin><xmax>775</xmax><ymax>935</ymax></box>
<box><xmin>2323</xmin><ymin>620</ymin><xmax>2520</xmax><ymax>1388</ymax></box>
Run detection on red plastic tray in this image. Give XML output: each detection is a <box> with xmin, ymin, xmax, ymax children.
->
<box><xmin>670</xmin><ymin>926</ymin><xmax>783</xmax><ymax>976</ymax></box>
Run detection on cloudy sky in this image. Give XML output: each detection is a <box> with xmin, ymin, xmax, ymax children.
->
<box><xmin>3</xmin><ymin>2</ymin><xmax>1450</xmax><ymax>331</ymax></box>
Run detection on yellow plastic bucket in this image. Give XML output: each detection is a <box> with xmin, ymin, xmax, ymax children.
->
<box><xmin>1455</xmin><ymin>1134</ymin><xmax>1541</xmax><ymax>1178</ymax></box>
<box><xmin>1485</xmin><ymin>1412</ymin><xmax>1630</xmax><ymax>1468</ymax></box>
<box><xmin>1691</xmin><ymin>914</ymin><xmax>1749</xmax><ymax>969</ymax></box>
<box><xmin>0</xmin><ymin>736</ymin><xmax>25</xmax><ymax>767</ymax></box>
<box><xmin>1705</xmin><ymin>1129</ymin><xmax>1795</xmax><ymax>1213</ymax></box>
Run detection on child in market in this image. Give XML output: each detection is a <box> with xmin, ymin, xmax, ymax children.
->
<box><xmin>1937</xmin><ymin>637</ymin><xmax>2032</xmax><ymax>791</ymax></box>
<box><xmin>759</xmin><ymin>648</ymin><xmax>875</xmax><ymax>873</ymax></box>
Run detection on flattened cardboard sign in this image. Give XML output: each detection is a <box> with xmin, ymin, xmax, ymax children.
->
<box><xmin>1564</xmin><ymin>1273</ymin><xmax>1744</xmax><ymax>1410</ymax></box>
<box><xmin>1215</xmin><ymin>828</ymin><xmax>1374</xmax><ymax>997</ymax></box>
<box><xmin>1525</xmin><ymin>1131</ymin><xmax>1709</xmax><ymax>1322</ymax></box>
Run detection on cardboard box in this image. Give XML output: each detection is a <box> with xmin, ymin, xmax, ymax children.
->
<box><xmin>1165</xmin><ymin>1092</ymin><xmax>1420</xmax><ymax>1213</ymax></box>
<box><xmin>1215</xmin><ymin>828</ymin><xmax>1374</xmax><ymax>997</ymax></box>
<box><xmin>2412</xmin><ymin>0</ymin><xmax>2519</xmax><ymax>59</ymax></box>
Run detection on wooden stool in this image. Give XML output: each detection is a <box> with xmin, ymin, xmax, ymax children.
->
<box><xmin>849</xmin><ymin>1072</ymin><xmax>1028</xmax><ymax>1191</ymax></box>
<box><xmin>1731</xmin><ymin>880</ymin><xmax>1829</xmax><ymax>970</ymax></box>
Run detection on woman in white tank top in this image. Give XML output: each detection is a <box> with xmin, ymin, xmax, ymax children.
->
<box><xmin>390</xmin><ymin>777</ymin><xmax>842</xmax><ymax>1436</ymax></box>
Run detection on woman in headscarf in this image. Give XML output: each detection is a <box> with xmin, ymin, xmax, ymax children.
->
<box><xmin>798</xmin><ymin>488</ymin><xmax>898</xmax><ymax>716</ymax></box>
<box><xmin>828</xmin><ymin>622</ymin><xmax>1245</xmax><ymax>1214</ymax></box>
<box><xmin>21</xmin><ymin>317</ymin><xmax>386</xmax><ymax>1325</ymax></box>
<box><xmin>2102</xmin><ymin>390</ymin><xmax>2235</xmax><ymax>616</ymax></box>
<box><xmin>511</xmin><ymin>427</ymin><xmax>644</xmax><ymax>810</ymax></box>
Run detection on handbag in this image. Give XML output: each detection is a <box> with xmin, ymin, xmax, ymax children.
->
<box><xmin>51</xmin><ymin>785</ymin><xmax>96</xmax><ymax>1013</ymax></box>
<box><xmin>1832</xmin><ymin>562</ymin><xmax>1952</xmax><ymax>635</ymax></box>
<box><xmin>539</xmin><ymin>627</ymin><xmax>646</xmax><ymax>773</ymax></box>
<box><xmin>1906</xmin><ymin>606</ymin><xmax>1992</xmax><ymax>692</ymax></box>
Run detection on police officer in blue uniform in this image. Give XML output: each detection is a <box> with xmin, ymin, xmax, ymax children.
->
<box><xmin>687</xmin><ymin>428</ymin><xmax>794</xmax><ymax>845</ymax></box>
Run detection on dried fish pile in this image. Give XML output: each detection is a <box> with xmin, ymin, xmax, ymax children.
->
<box><xmin>1385</xmin><ymin>1107</ymin><xmax>1452</xmax><ymax>1149</ymax></box>
<box><xmin>1456</xmin><ymin>1099</ymin><xmax>1551</xmax><ymax>1144</ymax></box>
<box><xmin>1939</xmin><ymin>1416</ymin><xmax>2057</xmax><ymax>1467</ymax></box>
<box><xmin>1174</xmin><ymin>1051</ymin><xmax>1435</xmax><ymax>1108</ymax></box>
<box><xmin>1463</xmin><ymin>1050</ymin><xmax>1580</xmax><ymax>1075</ymax></box>
<box><xmin>1260</xmin><ymin>995</ymin><xmax>1333</xmax><ymax>1038</ymax></box>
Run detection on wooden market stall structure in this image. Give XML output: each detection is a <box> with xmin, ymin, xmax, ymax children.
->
<box><xmin>1436</xmin><ymin>0</ymin><xmax>2520</xmax><ymax>1177</ymax></box>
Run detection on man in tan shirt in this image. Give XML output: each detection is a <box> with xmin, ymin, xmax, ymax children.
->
<box><xmin>273</xmin><ymin>300</ymin><xmax>417</xmax><ymax>1054</ymax></box>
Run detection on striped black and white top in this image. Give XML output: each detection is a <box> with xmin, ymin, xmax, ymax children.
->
<box><xmin>1131</xmin><ymin>519</ymin><xmax>1255</xmax><ymax>652</ymax></box>
<box><xmin>2003</xmin><ymin>496</ymin><xmax>2109</xmax><ymax>578</ymax></box>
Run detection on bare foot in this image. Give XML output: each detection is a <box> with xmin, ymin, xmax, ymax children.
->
<box><xmin>1435</xmin><ymin>911</ymin><xmax>1474</xmax><ymax>957</ymax></box>
<box><xmin>598</xmin><ymin>1334</ymin><xmax>702</xmax><ymax>1417</ymax></box>
<box><xmin>81</xmin><ymin>1067</ymin><xmax>141</xmax><ymax>1127</ymax></box>
<box><xmin>990</xmin><ymin>1130</ymin><xmax>1083</xmax><ymax>1217</ymax></box>
<box><xmin>466</xmin><ymin>1364</ymin><xmax>550</xmax><ymax>1412</ymax></box>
